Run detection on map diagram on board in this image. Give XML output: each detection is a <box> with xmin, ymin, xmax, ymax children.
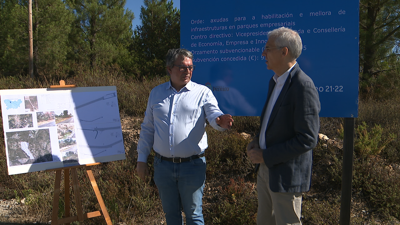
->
<box><xmin>72</xmin><ymin>91</ymin><xmax>123</xmax><ymax>160</ymax></box>
<box><xmin>0</xmin><ymin>86</ymin><xmax>125</xmax><ymax>175</ymax></box>
<box><xmin>4</xmin><ymin>99</ymin><xmax>22</xmax><ymax>110</ymax></box>
<box><xmin>6</xmin><ymin>129</ymin><xmax>55</xmax><ymax>166</ymax></box>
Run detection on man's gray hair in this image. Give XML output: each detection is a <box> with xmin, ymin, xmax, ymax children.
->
<box><xmin>268</xmin><ymin>27</ymin><xmax>302</xmax><ymax>60</ymax></box>
<box><xmin>166</xmin><ymin>49</ymin><xmax>193</xmax><ymax>74</ymax></box>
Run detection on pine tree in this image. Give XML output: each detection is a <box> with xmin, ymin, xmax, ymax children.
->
<box><xmin>33</xmin><ymin>0</ymin><xmax>74</xmax><ymax>77</ymax></box>
<box><xmin>65</xmin><ymin>0</ymin><xmax>134</xmax><ymax>69</ymax></box>
<box><xmin>359</xmin><ymin>0</ymin><xmax>400</xmax><ymax>82</ymax></box>
<box><xmin>131</xmin><ymin>0</ymin><xmax>180</xmax><ymax>78</ymax></box>
<box><xmin>0</xmin><ymin>0</ymin><xmax>29</xmax><ymax>76</ymax></box>
<box><xmin>0</xmin><ymin>0</ymin><xmax>74</xmax><ymax>77</ymax></box>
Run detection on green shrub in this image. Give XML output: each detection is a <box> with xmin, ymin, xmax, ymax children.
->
<box><xmin>358</xmin><ymin>98</ymin><xmax>400</xmax><ymax>163</ymax></box>
<box><xmin>230</xmin><ymin>116</ymin><xmax>260</xmax><ymax>134</ymax></box>
<box><xmin>353</xmin><ymin>158</ymin><xmax>400</xmax><ymax>219</ymax></box>
<box><xmin>206</xmin><ymin>128</ymin><xmax>253</xmax><ymax>178</ymax></box>
<box><xmin>355</xmin><ymin>121</ymin><xmax>396</xmax><ymax>157</ymax></box>
<box><xmin>302</xmin><ymin>195</ymin><xmax>341</xmax><ymax>224</ymax></box>
<box><xmin>205</xmin><ymin>178</ymin><xmax>257</xmax><ymax>225</ymax></box>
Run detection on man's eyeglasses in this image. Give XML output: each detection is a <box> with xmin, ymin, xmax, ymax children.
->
<box><xmin>173</xmin><ymin>64</ymin><xmax>195</xmax><ymax>72</ymax></box>
<box><xmin>263</xmin><ymin>46</ymin><xmax>284</xmax><ymax>52</ymax></box>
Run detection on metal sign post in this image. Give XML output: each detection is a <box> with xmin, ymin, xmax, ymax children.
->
<box><xmin>340</xmin><ymin>118</ymin><xmax>355</xmax><ymax>225</ymax></box>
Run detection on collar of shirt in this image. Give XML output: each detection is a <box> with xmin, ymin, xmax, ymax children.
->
<box><xmin>272</xmin><ymin>62</ymin><xmax>297</xmax><ymax>86</ymax></box>
<box><xmin>167</xmin><ymin>80</ymin><xmax>194</xmax><ymax>92</ymax></box>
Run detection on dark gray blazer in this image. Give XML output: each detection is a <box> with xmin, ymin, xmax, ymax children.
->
<box><xmin>260</xmin><ymin>63</ymin><xmax>320</xmax><ymax>193</ymax></box>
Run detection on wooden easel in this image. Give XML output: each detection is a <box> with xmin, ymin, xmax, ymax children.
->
<box><xmin>49</xmin><ymin>164</ymin><xmax>111</xmax><ymax>225</ymax></box>
<box><xmin>49</xmin><ymin>81</ymin><xmax>112</xmax><ymax>225</ymax></box>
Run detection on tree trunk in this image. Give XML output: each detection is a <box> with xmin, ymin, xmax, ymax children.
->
<box><xmin>34</xmin><ymin>0</ymin><xmax>39</xmax><ymax>76</ymax></box>
<box><xmin>28</xmin><ymin>0</ymin><xmax>34</xmax><ymax>78</ymax></box>
<box><xmin>90</xmin><ymin>16</ymin><xmax>97</xmax><ymax>69</ymax></box>
<box><xmin>361</xmin><ymin>1</ymin><xmax>382</xmax><ymax>82</ymax></box>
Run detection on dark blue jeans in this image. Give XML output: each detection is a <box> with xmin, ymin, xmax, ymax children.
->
<box><xmin>154</xmin><ymin>155</ymin><xmax>206</xmax><ymax>225</ymax></box>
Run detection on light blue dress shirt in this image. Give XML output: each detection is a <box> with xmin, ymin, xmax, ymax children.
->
<box><xmin>137</xmin><ymin>81</ymin><xmax>226</xmax><ymax>162</ymax></box>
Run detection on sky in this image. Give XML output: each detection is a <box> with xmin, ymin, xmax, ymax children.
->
<box><xmin>124</xmin><ymin>0</ymin><xmax>180</xmax><ymax>30</ymax></box>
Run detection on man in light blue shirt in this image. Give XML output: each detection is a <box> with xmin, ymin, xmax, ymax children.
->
<box><xmin>136</xmin><ymin>48</ymin><xmax>233</xmax><ymax>225</ymax></box>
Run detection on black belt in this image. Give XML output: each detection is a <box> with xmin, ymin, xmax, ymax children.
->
<box><xmin>155</xmin><ymin>152</ymin><xmax>205</xmax><ymax>163</ymax></box>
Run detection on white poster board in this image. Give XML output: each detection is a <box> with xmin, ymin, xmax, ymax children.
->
<box><xmin>0</xmin><ymin>86</ymin><xmax>125</xmax><ymax>175</ymax></box>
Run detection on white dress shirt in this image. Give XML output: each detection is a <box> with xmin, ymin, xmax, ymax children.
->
<box><xmin>259</xmin><ymin>63</ymin><xmax>296</xmax><ymax>149</ymax></box>
<box><xmin>137</xmin><ymin>81</ymin><xmax>225</xmax><ymax>162</ymax></box>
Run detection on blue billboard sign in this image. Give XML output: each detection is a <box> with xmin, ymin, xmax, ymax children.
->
<box><xmin>181</xmin><ymin>0</ymin><xmax>359</xmax><ymax>117</ymax></box>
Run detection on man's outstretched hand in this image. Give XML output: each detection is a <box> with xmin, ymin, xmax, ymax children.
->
<box><xmin>216</xmin><ymin>114</ymin><xmax>234</xmax><ymax>129</ymax></box>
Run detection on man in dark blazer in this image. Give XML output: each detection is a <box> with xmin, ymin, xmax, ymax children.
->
<box><xmin>247</xmin><ymin>27</ymin><xmax>320</xmax><ymax>225</ymax></box>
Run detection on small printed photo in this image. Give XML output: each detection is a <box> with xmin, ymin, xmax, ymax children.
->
<box><xmin>55</xmin><ymin>109</ymin><xmax>74</xmax><ymax>124</ymax></box>
<box><xmin>57</xmin><ymin>123</ymin><xmax>78</xmax><ymax>165</ymax></box>
<box><xmin>6</xmin><ymin>129</ymin><xmax>53</xmax><ymax>166</ymax></box>
<box><xmin>59</xmin><ymin>138</ymin><xmax>78</xmax><ymax>164</ymax></box>
<box><xmin>57</xmin><ymin>123</ymin><xmax>75</xmax><ymax>140</ymax></box>
<box><xmin>37</xmin><ymin>111</ymin><xmax>56</xmax><ymax>127</ymax></box>
<box><xmin>24</xmin><ymin>96</ymin><xmax>38</xmax><ymax>112</ymax></box>
<box><xmin>8</xmin><ymin>114</ymin><xmax>34</xmax><ymax>129</ymax></box>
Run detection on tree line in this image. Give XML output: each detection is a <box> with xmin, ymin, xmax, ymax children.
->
<box><xmin>0</xmin><ymin>0</ymin><xmax>179</xmax><ymax>80</ymax></box>
<box><xmin>1</xmin><ymin>0</ymin><xmax>399</xmax><ymax>99</ymax></box>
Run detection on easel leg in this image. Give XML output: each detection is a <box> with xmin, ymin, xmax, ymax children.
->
<box><xmin>52</xmin><ymin>170</ymin><xmax>62</xmax><ymax>225</ymax></box>
<box><xmin>71</xmin><ymin>168</ymin><xmax>84</xmax><ymax>222</ymax></box>
<box><xmin>86</xmin><ymin>166</ymin><xmax>112</xmax><ymax>225</ymax></box>
<box><xmin>64</xmin><ymin>169</ymin><xmax>70</xmax><ymax>225</ymax></box>
<box><xmin>49</xmin><ymin>164</ymin><xmax>109</xmax><ymax>224</ymax></box>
